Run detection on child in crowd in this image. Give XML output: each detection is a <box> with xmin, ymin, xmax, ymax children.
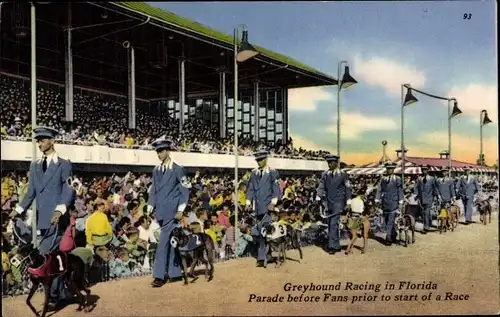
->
<box><xmin>109</xmin><ymin>248</ymin><xmax>134</xmax><ymax>279</ymax></box>
<box><xmin>124</xmin><ymin>227</ymin><xmax>147</xmax><ymax>263</ymax></box>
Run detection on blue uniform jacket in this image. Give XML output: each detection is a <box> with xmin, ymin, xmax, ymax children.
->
<box><xmin>436</xmin><ymin>177</ymin><xmax>455</xmax><ymax>202</ymax></box>
<box><xmin>316</xmin><ymin>169</ymin><xmax>352</xmax><ymax>211</ymax></box>
<box><xmin>458</xmin><ymin>177</ymin><xmax>479</xmax><ymax>200</ymax></box>
<box><xmin>375</xmin><ymin>175</ymin><xmax>404</xmax><ymax>212</ymax></box>
<box><xmin>246</xmin><ymin>167</ymin><xmax>280</xmax><ymax>216</ymax></box>
<box><xmin>19</xmin><ymin>156</ymin><xmax>75</xmax><ymax>230</ymax></box>
<box><xmin>148</xmin><ymin>161</ymin><xmax>190</xmax><ymax>223</ymax></box>
<box><xmin>414</xmin><ymin>175</ymin><xmax>439</xmax><ymax>205</ymax></box>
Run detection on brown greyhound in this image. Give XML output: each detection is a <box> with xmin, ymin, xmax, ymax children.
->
<box><xmin>476</xmin><ymin>198</ymin><xmax>492</xmax><ymax>225</ymax></box>
<box><xmin>341</xmin><ymin>212</ymin><xmax>370</xmax><ymax>255</ymax></box>
<box><xmin>447</xmin><ymin>204</ymin><xmax>460</xmax><ymax>231</ymax></box>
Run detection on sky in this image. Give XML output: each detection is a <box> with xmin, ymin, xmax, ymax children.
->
<box><xmin>150</xmin><ymin>1</ymin><xmax>498</xmax><ymax>166</ymax></box>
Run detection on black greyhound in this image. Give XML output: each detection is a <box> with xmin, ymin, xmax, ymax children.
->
<box><xmin>15</xmin><ymin>243</ymin><xmax>92</xmax><ymax>317</ymax></box>
<box><xmin>170</xmin><ymin>227</ymin><xmax>215</xmax><ymax>285</ymax></box>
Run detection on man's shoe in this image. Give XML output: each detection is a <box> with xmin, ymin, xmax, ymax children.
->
<box><xmin>46</xmin><ymin>302</ymin><xmax>58</xmax><ymax>312</ymax></box>
<box><xmin>256</xmin><ymin>261</ymin><xmax>264</xmax><ymax>267</ymax></box>
<box><xmin>327</xmin><ymin>248</ymin><xmax>341</xmax><ymax>255</ymax></box>
<box><xmin>151</xmin><ymin>278</ymin><xmax>166</xmax><ymax>288</ymax></box>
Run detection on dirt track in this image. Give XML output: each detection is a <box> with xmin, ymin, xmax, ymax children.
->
<box><xmin>3</xmin><ymin>214</ymin><xmax>499</xmax><ymax>316</ymax></box>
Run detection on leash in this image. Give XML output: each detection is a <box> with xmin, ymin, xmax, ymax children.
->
<box><xmin>12</xmin><ymin>222</ymin><xmax>59</xmax><ymax>268</ymax></box>
<box><xmin>248</xmin><ymin>212</ymin><xmax>271</xmax><ymax>237</ymax></box>
<box><xmin>315</xmin><ymin>200</ymin><xmax>345</xmax><ymax>219</ymax></box>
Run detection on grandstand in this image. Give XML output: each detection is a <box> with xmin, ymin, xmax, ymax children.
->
<box><xmin>1</xmin><ymin>2</ymin><xmax>335</xmax><ymax>172</ymax></box>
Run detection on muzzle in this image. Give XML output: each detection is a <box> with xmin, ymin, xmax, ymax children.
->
<box><xmin>170</xmin><ymin>236</ymin><xmax>179</xmax><ymax>248</ymax></box>
<box><xmin>261</xmin><ymin>227</ymin><xmax>267</xmax><ymax>237</ymax></box>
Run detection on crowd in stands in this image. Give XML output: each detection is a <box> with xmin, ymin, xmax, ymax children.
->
<box><xmin>1</xmin><ymin>74</ymin><xmax>328</xmax><ymax>160</ymax></box>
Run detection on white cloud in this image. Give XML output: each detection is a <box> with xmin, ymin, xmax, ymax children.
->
<box><xmin>418</xmin><ymin>131</ymin><xmax>498</xmax><ymax>165</ymax></box>
<box><xmin>446</xmin><ymin>84</ymin><xmax>498</xmax><ymax>122</ymax></box>
<box><xmin>287</xmin><ymin>86</ymin><xmax>333</xmax><ymax>111</ymax></box>
<box><xmin>328</xmin><ymin>112</ymin><xmax>398</xmax><ymax>140</ymax></box>
<box><xmin>289</xmin><ymin>134</ymin><xmax>333</xmax><ymax>152</ymax></box>
<box><xmin>352</xmin><ymin>56</ymin><xmax>426</xmax><ymax>97</ymax></box>
<box><xmin>290</xmin><ymin>133</ymin><xmax>401</xmax><ymax>165</ymax></box>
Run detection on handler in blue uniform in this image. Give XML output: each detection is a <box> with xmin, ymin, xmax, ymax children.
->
<box><xmin>316</xmin><ymin>155</ymin><xmax>352</xmax><ymax>254</ymax></box>
<box><xmin>414</xmin><ymin>165</ymin><xmax>440</xmax><ymax>233</ymax></box>
<box><xmin>148</xmin><ymin>139</ymin><xmax>190</xmax><ymax>287</ymax></box>
<box><xmin>458</xmin><ymin>167</ymin><xmax>479</xmax><ymax>225</ymax></box>
<box><xmin>436</xmin><ymin>166</ymin><xmax>456</xmax><ymax>206</ymax></box>
<box><xmin>245</xmin><ymin>149</ymin><xmax>280</xmax><ymax>267</ymax></box>
<box><xmin>375</xmin><ymin>163</ymin><xmax>403</xmax><ymax>245</ymax></box>
<box><xmin>11</xmin><ymin>126</ymin><xmax>75</xmax><ymax>310</ymax></box>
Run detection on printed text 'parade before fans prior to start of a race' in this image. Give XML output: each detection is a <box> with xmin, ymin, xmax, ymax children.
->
<box><xmin>247</xmin><ymin>281</ymin><xmax>471</xmax><ymax>304</ymax></box>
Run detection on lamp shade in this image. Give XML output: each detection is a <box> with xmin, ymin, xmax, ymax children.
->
<box><xmin>340</xmin><ymin>66</ymin><xmax>357</xmax><ymax>90</ymax></box>
<box><xmin>450</xmin><ymin>101</ymin><xmax>462</xmax><ymax>118</ymax></box>
<box><xmin>403</xmin><ymin>88</ymin><xmax>418</xmax><ymax>106</ymax></box>
<box><xmin>236</xmin><ymin>30</ymin><xmax>259</xmax><ymax>63</ymax></box>
<box><xmin>482</xmin><ymin>111</ymin><xmax>493</xmax><ymax>126</ymax></box>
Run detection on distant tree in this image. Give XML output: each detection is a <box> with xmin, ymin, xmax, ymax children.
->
<box><xmin>476</xmin><ymin>154</ymin><xmax>485</xmax><ymax>166</ymax></box>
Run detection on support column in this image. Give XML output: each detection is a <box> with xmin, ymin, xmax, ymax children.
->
<box><xmin>218</xmin><ymin>66</ymin><xmax>227</xmax><ymax>138</ymax></box>
<box><xmin>64</xmin><ymin>3</ymin><xmax>74</xmax><ymax>122</ymax></box>
<box><xmin>178</xmin><ymin>57</ymin><xmax>186</xmax><ymax>133</ymax></box>
<box><xmin>253</xmin><ymin>80</ymin><xmax>259</xmax><ymax>142</ymax></box>
<box><xmin>127</xmin><ymin>44</ymin><xmax>136</xmax><ymax>129</ymax></box>
<box><xmin>282</xmin><ymin>88</ymin><xmax>288</xmax><ymax>145</ymax></box>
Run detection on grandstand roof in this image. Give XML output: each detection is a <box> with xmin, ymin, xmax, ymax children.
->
<box><xmin>0</xmin><ymin>2</ymin><xmax>337</xmax><ymax>100</ymax></box>
<box><xmin>111</xmin><ymin>2</ymin><xmax>336</xmax><ymax>82</ymax></box>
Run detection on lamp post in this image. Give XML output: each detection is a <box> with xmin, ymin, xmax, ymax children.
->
<box><xmin>479</xmin><ymin>110</ymin><xmax>493</xmax><ymax>184</ymax></box>
<box><xmin>336</xmin><ymin>61</ymin><xmax>357</xmax><ymax>157</ymax></box>
<box><xmin>400</xmin><ymin>84</ymin><xmax>418</xmax><ymax>194</ymax></box>
<box><xmin>448</xmin><ymin>99</ymin><xmax>462</xmax><ymax>178</ymax></box>
<box><xmin>401</xmin><ymin>85</ymin><xmax>461</xmax><ymax>179</ymax></box>
<box><xmin>30</xmin><ymin>2</ymin><xmax>38</xmax><ymax>247</ymax></box>
<box><xmin>233</xmin><ymin>25</ymin><xmax>258</xmax><ymax>257</ymax></box>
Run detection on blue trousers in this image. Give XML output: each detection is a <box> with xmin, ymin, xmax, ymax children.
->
<box><xmin>421</xmin><ymin>203</ymin><xmax>432</xmax><ymax>230</ymax></box>
<box><xmin>38</xmin><ymin>224</ymin><xmax>69</xmax><ymax>303</ymax></box>
<box><xmin>463</xmin><ymin>198</ymin><xmax>474</xmax><ymax>222</ymax></box>
<box><xmin>383</xmin><ymin>210</ymin><xmax>397</xmax><ymax>242</ymax></box>
<box><xmin>327</xmin><ymin>214</ymin><xmax>341</xmax><ymax>250</ymax></box>
<box><xmin>153</xmin><ymin>220</ymin><xmax>182</xmax><ymax>280</ymax></box>
<box><xmin>251</xmin><ymin>213</ymin><xmax>271</xmax><ymax>261</ymax></box>
<box><xmin>326</xmin><ymin>202</ymin><xmax>344</xmax><ymax>250</ymax></box>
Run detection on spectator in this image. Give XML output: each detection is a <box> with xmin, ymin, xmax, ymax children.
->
<box><xmin>85</xmin><ymin>201</ymin><xmax>113</xmax><ymax>249</ymax></box>
<box><xmin>217</xmin><ymin>203</ymin><xmax>231</xmax><ymax>228</ymax></box>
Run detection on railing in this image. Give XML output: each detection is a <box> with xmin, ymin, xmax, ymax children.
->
<box><xmin>0</xmin><ymin>135</ymin><xmax>325</xmax><ymax>161</ymax></box>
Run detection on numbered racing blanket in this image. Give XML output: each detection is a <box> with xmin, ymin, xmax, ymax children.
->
<box><xmin>178</xmin><ymin>234</ymin><xmax>204</xmax><ymax>252</ymax></box>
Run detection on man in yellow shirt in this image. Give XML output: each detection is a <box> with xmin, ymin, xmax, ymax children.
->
<box><xmin>125</xmin><ymin>134</ymin><xmax>135</xmax><ymax>148</ymax></box>
<box><xmin>209</xmin><ymin>192</ymin><xmax>224</xmax><ymax>209</ymax></box>
<box><xmin>237</xmin><ymin>183</ymin><xmax>247</xmax><ymax>207</ymax></box>
<box><xmin>85</xmin><ymin>201</ymin><xmax>113</xmax><ymax>249</ymax></box>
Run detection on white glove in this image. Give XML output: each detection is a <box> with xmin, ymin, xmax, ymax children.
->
<box><xmin>147</xmin><ymin>205</ymin><xmax>154</xmax><ymax>214</ymax></box>
<box><xmin>315</xmin><ymin>196</ymin><xmax>322</xmax><ymax>202</ymax></box>
<box><xmin>14</xmin><ymin>204</ymin><xmax>24</xmax><ymax>215</ymax></box>
<box><xmin>374</xmin><ymin>199</ymin><xmax>380</xmax><ymax>203</ymax></box>
<box><xmin>245</xmin><ymin>200</ymin><xmax>251</xmax><ymax>207</ymax></box>
<box><xmin>398</xmin><ymin>200</ymin><xmax>403</xmax><ymax>205</ymax></box>
<box><xmin>346</xmin><ymin>199</ymin><xmax>351</xmax><ymax>205</ymax></box>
